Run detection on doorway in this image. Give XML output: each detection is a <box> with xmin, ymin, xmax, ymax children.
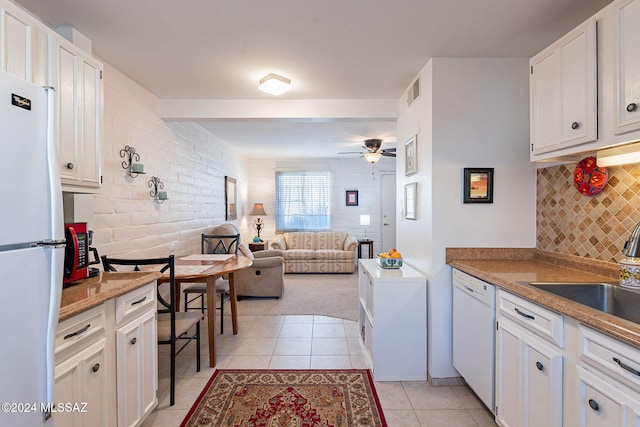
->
<box><xmin>380</xmin><ymin>172</ymin><xmax>396</xmax><ymax>252</ymax></box>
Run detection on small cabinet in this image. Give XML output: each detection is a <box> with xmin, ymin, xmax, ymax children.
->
<box><xmin>0</xmin><ymin>0</ymin><xmax>46</xmax><ymax>85</ymax></box>
<box><xmin>530</xmin><ymin>19</ymin><xmax>597</xmax><ymax>157</ymax></box>
<box><xmin>115</xmin><ymin>283</ymin><xmax>157</xmax><ymax>427</ymax></box>
<box><xmin>495</xmin><ymin>290</ymin><xmax>563</xmax><ymax>427</ymax></box>
<box><xmin>613</xmin><ymin>0</ymin><xmax>640</xmax><ymax>135</ymax></box>
<box><xmin>358</xmin><ymin>259</ymin><xmax>427</xmax><ymax>381</ymax></box>
<box><xmin>47</xmin><ymin>33</ymin><xmax>102</xmax><ymax>192</ymax></box>
<box><xmin>55</xmin><ymin>304</ymin><xmax>113</xmax><ymax>427</ymax></box>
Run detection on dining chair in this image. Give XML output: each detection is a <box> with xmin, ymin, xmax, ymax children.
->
<box><xmin>183</xmin><ymin>227</ymin><xmax>240</xmax><ymax>334</ymax></box>
<box><xmin>101</xmin><ymin>254</ymin><xmax>203</xmax><ymax>407</ymax></box>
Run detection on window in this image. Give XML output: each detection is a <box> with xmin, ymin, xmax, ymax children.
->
<box><xmin>276</xmin><ymin>171</ymin><xmax>331</xmax><ymax>231</ymax></box>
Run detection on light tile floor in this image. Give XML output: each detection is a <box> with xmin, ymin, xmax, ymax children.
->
<box><xmin>142</xmin><ymin>311</ymin><xmax>497</xmax><ymax>427</ymax></box>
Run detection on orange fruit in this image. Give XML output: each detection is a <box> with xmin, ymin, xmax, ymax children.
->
<box><xmin>388</xmin><ymin>248</ymin><xmax>397</xmax><ymax>255</ymax></box>
<box><xmin>391</xmin><ymin>251</ymin><xmax>402</xmax><ymax>258</ymax></box>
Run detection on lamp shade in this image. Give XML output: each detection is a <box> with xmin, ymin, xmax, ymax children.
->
<box><xmin>249</xmin><ymin>203</ymin><xmax>267</xmax><ymax>216</ymax></box>
<box><xmin>258</xmin><ymin>73</ymin><xmax>292</xmax><ymax>96</ymax></box>
<box><xmin>360</xmin><ymin>214</ymin><xmax>371</xmax><ymax>226</ymax></box>
<box><xmin>364</xmin><ymin>152</ymin><xmax>382</xmax><ymax>164</ymax></box>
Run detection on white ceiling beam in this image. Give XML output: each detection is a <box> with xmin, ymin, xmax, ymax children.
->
<box><xmin>159</xmin><ymin>99</ymin><xmax>398</xmax><ymax>121</ymax></box>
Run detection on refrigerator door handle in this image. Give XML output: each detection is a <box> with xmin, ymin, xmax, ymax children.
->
<box><xmin>44</xmin><ymin>247</ymin><xmax>64</xmax><ymax>421</ymax></box>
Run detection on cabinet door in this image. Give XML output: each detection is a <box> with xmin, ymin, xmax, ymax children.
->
<box><xmin>48</xmin><ymin>34</ymin><xmax>102</xmax><ymax>191</ymax></box>
<box><xmin>523</xmin><ymin>338</ymin><xmax>563</xmax><ymax>427</ymax></box>
<box><xmin>496</xmin><ymin>319</ymin><xmax>521</xmax><ymax>427</ymax></box>
<box><xmin>614</xmin><ymin>0</ymin><xmax>640</xmax><ymax>134</ymax></box>
<box><xmin>55</xmin><ymin>338</ymin><xmax>108</xmax><ymax>427</ymax></box>
<box><xmin>116</xmin><ymin>309</ymin><xmax>157</xmax><ymax>427</ymax></box>
<box><xmin>531</xmin><ymin>20</ymin><xmax>597</xmax><ymax>156</ymax></box>
<box><xmin>530</xmin><ymin>50</ymin><xmax>560</xmax><ymax>154</ymax></box>
<box><xmin>560</xmin><ymin>21</ymin><xmax>597</xmax><ymax>145</ymax></box>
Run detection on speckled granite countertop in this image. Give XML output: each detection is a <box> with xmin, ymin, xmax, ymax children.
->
<box><xmin>59</xmin><ymin>271</ymin><xmax>162</xmax><ymax>322</ymax></box>
<box><xmin>447</xmin><ymin>248</ymin><xmax>640</xmax><ymax>349</ymax></box>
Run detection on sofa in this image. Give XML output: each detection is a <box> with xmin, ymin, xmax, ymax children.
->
<box><xmin>270</xmin><ymin>231</ymin><xmax>358</xmax><ymax>273</ymax></box>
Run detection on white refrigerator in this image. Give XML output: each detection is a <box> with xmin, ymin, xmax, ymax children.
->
<box><xmin>0</xmin><ymin>70</ymin><xmax>65</xmax><ymax>426</ymax></box>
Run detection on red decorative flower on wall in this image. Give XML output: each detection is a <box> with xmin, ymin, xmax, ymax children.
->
<box><xmin>573</xmin><ymin>156</ymin><xmax>609</xmax><ymax>196</ymax></box>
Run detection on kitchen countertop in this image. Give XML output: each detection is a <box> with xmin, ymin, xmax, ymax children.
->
<box><xmin>59</xmin><ymin>271</ymin><xmax>162</xmax><ymax>322</ymax></box>
<box><xmin>447</xmin><ymin>248</ymin><xmax>640</xmax><ymax>349</ymax></box>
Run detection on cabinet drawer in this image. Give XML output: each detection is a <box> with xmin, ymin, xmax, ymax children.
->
<box><xmin>115</xmin><ymin>283</ymin><xmax>156</xmax><ymax>326</ymax></box>
<box><xmin>55</xmin><ymin>304</ymin><xmax>105</xmax><ymax>362</ymax></box>
<box><xmin>497</xmin><ymin>289</ymin><xmax>564</xmax><ymax>347</ymax></box>
<box><xmin>580</xmin><ymin>325</ymin><xmax>640</xmax><ymax>391</ymax></box>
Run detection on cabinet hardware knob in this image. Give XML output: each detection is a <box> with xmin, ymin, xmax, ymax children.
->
<box><xmin>91</xmin><ymin>363</ymin><xmax>100</xmax><ymax>373</ymax></box>
<box><xmin>536</xmin><ymin>361</ymin><xmax>544</xmax><ymax>371</ymax></box>
<box><xmin>588</xmin><ymin>399</ymin><xmax>599</xmax><ymax>411</ymax></box>
<box><xmin>66</xmin><ymin>162</ymin><xmax>74</xmax><ymax>170</ymax></box>
<box><xmin>571</xmin><ymin>121</ymin><xmax>580</xmax><ymax>130</ymax></box>
<box><xmin>130</xmin><ymin>337</ymin><xmax>137</xmax><ymax>345</ymax></box>
<box><xmin>627</xmin><ymin>103</ymin><xmax>638</xmax><ymax>112</ymax></box>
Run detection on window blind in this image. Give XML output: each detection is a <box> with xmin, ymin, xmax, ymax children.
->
<box><xmin>275</xmin><ymin>171</ymin><xmax>331</xmax><ymax>231</ymax></box>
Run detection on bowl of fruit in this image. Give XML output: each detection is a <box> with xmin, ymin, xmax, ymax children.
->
<box><xmin>376</xmin><ymin>248</ymin><xmax>403</xmax><ymax>269</ymax></box>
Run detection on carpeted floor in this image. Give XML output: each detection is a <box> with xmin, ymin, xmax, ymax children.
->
<box><xmin>180</xmin><ymin>369</ymin><xmax>387</xmax><ymax>427</ymax></box>
<box><xmin>234</xmin><ymin>273</ymin><xmax>359</xmax><ymax>321</ymax></box>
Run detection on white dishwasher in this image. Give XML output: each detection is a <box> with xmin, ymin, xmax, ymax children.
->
<box><xmin>452</xmin><ymin>268</ymin><xmax>496</xmax><ymax>412</ymax></box>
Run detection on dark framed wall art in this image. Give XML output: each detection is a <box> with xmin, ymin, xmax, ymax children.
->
<box><xmin>463</xmin><ymin>168</ymin><xmax>494</xmax><ymax>203</ymax></box>
<box><xmin>225</xmin><ymin>176</ymin><xmax>237</xmax><ymax>220</ymax></box>
<box><xmin>346</xmin><ymin>190</ymin><xmax>359</xmax><ymax>206</ymax></box>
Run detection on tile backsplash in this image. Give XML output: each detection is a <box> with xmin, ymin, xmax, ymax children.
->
<box><xmin>537</xmin><ymin>162</ymin><xmax>640</xmax><ymax>263</ymax></box>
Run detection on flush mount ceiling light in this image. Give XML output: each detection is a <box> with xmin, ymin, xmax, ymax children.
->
<box><xmin>258</xmin><ymin>73</ymin><xmax>292</xmax><ymax>96</ymax></box>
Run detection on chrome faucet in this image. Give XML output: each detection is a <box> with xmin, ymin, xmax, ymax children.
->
<box><xmin>623</xmin><ymin>221</ymin><xmax>640</xmax><ymax>258</ymax></box>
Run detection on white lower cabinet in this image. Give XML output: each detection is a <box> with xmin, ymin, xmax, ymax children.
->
<box><xmin>495</xmin><ymin>290</ymin><xmax>563</xmax><ymax>427</ymax></box>
<box><xmin>358</xmin><ymin>259</ymin><xmax>427</xmax><ymax>381</ymax></box>
<box><xmin>55</xmin><ymin>304</ymin><xmax>113</xmax><ymax>427</ymax></box>
<box><xmin>115</xmin><ymin>283</ymin><xmax>158</xmax><ymax>427</ymax></box>
<box><xmin>55</xmin><ymin>281</ymin><xmax>158</xmax><ymax>427</ymax></box>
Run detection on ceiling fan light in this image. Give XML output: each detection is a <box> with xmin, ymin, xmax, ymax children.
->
<box><xmin>364</xmin><ymin>152</ymin><xmax>382</xmax><ymax>163</ymax></box>
<box><xmin>258</xmin><ymin>73</ymin><xmax>292</xmax><ymax>96</ymax></box>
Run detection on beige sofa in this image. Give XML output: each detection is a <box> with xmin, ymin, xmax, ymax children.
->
<box><xmin>270</xmin><ymin>232</ymin><xmax>358</xmax><ymax>273</ymax></box>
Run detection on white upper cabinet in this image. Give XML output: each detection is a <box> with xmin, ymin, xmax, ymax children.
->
<box><xmin>530</xmin><ymin>20</ymin><xmax>597</xmax><ymax>157</ymax></box>
<box><xmin>48</xmin><ymin>34</ymin><xmax>103</xmax><ymax>191</ymax></box>
<box><xmin>614</xmin><ymin>0</ymin><xmax>640</xmax><ymax>135</ymax></box>
<box><xmin>0</xmin><ymin>1</ymin><xmax>46</xmax><ymax>85</ymax></box>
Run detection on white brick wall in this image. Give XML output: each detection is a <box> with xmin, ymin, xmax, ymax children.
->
<box><xmin>91</xmin><ymin>62</ymin><xmax>250</xmax><ymax>259</ymax></box>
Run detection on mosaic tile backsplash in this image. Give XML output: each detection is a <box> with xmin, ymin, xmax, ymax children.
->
<box><xmin>537</xmin><ymin>162</ymin><xmax>640</xmax><ymax>263</ymax></box>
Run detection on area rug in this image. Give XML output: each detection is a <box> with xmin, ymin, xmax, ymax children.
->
<box><xmin>234</xmin><ymin>273</ymin><xmax>359</xmax><ymax>321</ymax></box>
<box><xmin>180</xmin><ymin>369</ymin><xmax>387</xmax><ymax>427</ymax></box>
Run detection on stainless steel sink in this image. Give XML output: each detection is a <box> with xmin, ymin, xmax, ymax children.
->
<box><xmin>524</xmin><ymin>282</ymin><xmax>640</xmax><ymax>324</ymax></box>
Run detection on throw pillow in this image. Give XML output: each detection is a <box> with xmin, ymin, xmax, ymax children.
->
<box><xmin>238</xmin><ymin>243</ymin><xmax>255</xmax><ymax>260</ymax></box>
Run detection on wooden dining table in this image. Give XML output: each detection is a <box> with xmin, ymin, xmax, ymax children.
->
<box><xmin>160</xmin><ymin>254</ymin><xmax>252</xmax><ymax>367</ymax></box>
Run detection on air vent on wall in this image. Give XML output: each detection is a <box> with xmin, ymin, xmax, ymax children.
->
<box><xmin>407</xmin><ymin>77</ymin><xmax>420</xmax><ymax>106</ymax></box>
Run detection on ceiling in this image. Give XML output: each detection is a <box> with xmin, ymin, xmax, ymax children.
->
<box><xmin>15</xmin><ymin>0</ymin><xmax>613</xmax><ymax>159</ymax></box>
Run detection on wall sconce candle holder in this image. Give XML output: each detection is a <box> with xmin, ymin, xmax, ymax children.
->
<box><xmin>120</xmin><ymin>145</ymin><xmax>145</xmax><ymax>177</ymax></box>
<box><xmin>148</xmin><ymin>176</ymin><xmax>168</xmax><ymax>203</ymax></box>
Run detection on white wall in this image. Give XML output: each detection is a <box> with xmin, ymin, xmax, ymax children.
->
<box><xmin>396</xmin><ymin>58</ymin><xmax>536</xmax><ymax>379</ymax></box>
<box><xmin>246</xmin><ymin>157</ymin><xmax>396</xmax><ymax>254</ymax></box>
<box><xmin>83</xmin><ymin>62</ymin><xmax>250</xmax><ymax>259</ymax></box>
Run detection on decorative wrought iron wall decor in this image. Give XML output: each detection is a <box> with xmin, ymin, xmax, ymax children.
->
<box><xmin>120</xmin><ymin>145</ymin><xmax>145</xmax><ymax>177</ymax></box>
<box><xmin>148</xmin><ymin>176</ymin><xmax>168</xmax><ymax>204</ymax></box>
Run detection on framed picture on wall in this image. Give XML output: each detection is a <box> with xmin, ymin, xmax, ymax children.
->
<box><xmin>225</xmin><ymin>176</ymin><xmax>237</xmax><ymax>220</ymax></box>
<box><xmin>346</xmin><ymin>190</ymin><xmax>359</xmax><ymax>206</ymax></box>
<box><xmin>463</xmin><ymin>168</ymin><xmax>494</xmax><ymax>203</ymax></box>
<box><xmin>404</xmin><ymin>182</ymin><xmax>417</xmax><ymax>219</ymax></box>
<box><xmin>405</xmin><ymin>135</ymin><xmax>417</xmax><ymax>176</ymax></box>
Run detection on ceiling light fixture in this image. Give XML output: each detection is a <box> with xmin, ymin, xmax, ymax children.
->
<box><xmin>364</xmin><ymin>152</ymin><xmax>382</xmax><ymax>164</ymax></box>
<box><xmin>258</xmin><ymin>73</ymin><xmax>292</xmax><ymax>96</ymax></box>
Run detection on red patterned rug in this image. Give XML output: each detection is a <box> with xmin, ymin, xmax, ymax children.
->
<box><xmin>180</xmin><ymin>369</ymin><xmax>387</xmax><ymax>427</ymax></box>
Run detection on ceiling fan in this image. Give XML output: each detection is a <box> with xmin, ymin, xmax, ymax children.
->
<box><xmin>338</xmin><ymin>139</ymin><xmax>396</xmax><ymax>163</ymax></box>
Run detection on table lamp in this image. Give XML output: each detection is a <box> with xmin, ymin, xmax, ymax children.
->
<box><xmin>360</xmin><ymin>214</ymin><xmax>371</xmax><ymax>241</ymax></box>
<box><xmin>250</xmin><ymin>203</ymin><xmax>267</xmax><ymax>242</ymax></box>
